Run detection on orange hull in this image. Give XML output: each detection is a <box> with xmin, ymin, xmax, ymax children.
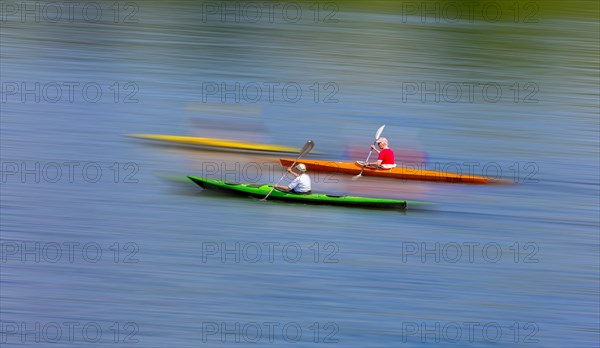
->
<box><xmin>279</xmin><ymin>159</ymin><xmax>508</xmax><ymax>184</ymax></box>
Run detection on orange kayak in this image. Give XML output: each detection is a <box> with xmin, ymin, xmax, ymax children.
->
<box><xmin>279</xmin><ymin>158</ymin><xmax>508</xmax><ymax>184</ymax></box>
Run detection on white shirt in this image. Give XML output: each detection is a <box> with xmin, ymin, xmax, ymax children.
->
<box><xmin>288</xmin><ymin>173</ymin><xmax>311</xmax><ymax>193</ymax></box>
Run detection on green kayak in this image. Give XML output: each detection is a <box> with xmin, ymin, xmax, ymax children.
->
<box><xmin>188</xmin><ymin>176</ymin><xmax>407</xmax><ymax>210</ymax></box>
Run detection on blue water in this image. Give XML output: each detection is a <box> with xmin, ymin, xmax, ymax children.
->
<box><xmin>1</xmin><ymin>1</ymin><xmax>598</xmax><ymax>347</ymax></box>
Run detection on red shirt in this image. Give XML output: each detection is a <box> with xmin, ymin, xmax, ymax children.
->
<box><xmin>378</xmin><ymin>148</ymin><xmax>395</xmax><ymax>165</ymax></box>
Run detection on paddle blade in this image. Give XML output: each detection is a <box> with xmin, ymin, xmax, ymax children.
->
<box><xmin>299</xmin><ymin>140</ymin><xmax>314</xmax><ymax>157</ymax></box>
<box><xmin>375</xmin><ymin>125</ymin><xmax>386</xmax><ymax>140</ymax></box>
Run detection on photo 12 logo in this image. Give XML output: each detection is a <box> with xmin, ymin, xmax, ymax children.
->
<box><xmin>402</xmin><ymin>321</ymin><xmax>539</xmax><ymax>344</ymax></box>
<box><xmin>401</xmin><ymin>241</ymin><xmax>540</xmax><ymax>264</ymax></box>
<box><xmin>201</xmin><ymin>82</ymin><xmax>339</xmax><ymax>104</ymax></box>
<box><xmin>202</xmin><ymin>321</ymin><xmax>339</xmax><ymax>343</ymax></box>
<box><xmin>0</xmin><ymin>2</ymin><xmax>140</xmax><ymax>23</ymax></box>
<box><xmin>201</xmin><ymin>2</ymin><xmax>340</xmax><ymax>23</ymax></box>
<box><xmin>1</xmin><ymin>161</ymin><xmax>140</xmax><ymax>184</ymax></box>
<box><xmin>201</xmin><ymin>241</ymin><xmax>339</xmax><ymax>264</ymax></box>
<box><xmin>401</xmin><ymin>82</ymin><xmax>539</xmax><ymax>104</ymax></box>
<box><xmin>397</xmin><ymin>161</ymin><xmax>539</xmax><ymax>184</ymax></box>
<box><xmin>198</xmin><ymin>161</ymin><xmax>339</xmax><ymax>185</ymax></box>
<box><xmin>0</xmin><ymin>241</ymin><xmax>140</xmax><ymax>264</ymax></box>
<box><xmin>0</xmin><ymin>321</ymin><xmax>139</xmax><ymax>344</ymax></box>
<box><xmin>399</xmin><ymin>1</ymin><xmax>540</xmax><ymax>23</ymax></box>
<box><xmin>0</xmin><ymin>81</ymin><xmax>139</xmax><ymax>104</ymax></box>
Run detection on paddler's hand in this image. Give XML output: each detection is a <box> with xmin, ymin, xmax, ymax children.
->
<box><xmin>287</xmin><ymin>167</ymin><xmax>299</xmax><ymax>177</ymax></box>
<box><xmin>370</xmin><ymin>144</ymin><xmax>378</xmax><ymax>151</ymax></box>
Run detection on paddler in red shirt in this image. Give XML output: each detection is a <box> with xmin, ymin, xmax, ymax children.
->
<box><xmin>366</xmin><ymin>137</ymin><xmax>396</xmax><ymax>169</ymax></box>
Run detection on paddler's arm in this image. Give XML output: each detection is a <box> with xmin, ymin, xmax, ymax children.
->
<box><xmin>274</xmin><ymin>184</ymin><xmax>290</xmax><ymax>191</ymax></box>
<box><xmin>370</xmin><ymin>144</ymin><xmax>381</xmax><ymax>154</ymax></box>
<box><xmin>286</xmin><ymin>167</ymin><xmax>299</xmax><ymax>177</ymax></box>
<box><xmin>367</xmin><ymin>159</ymin><xmax>383</xmax><ymax>167</ymax></box>
<box><xmin>367</xmin><ymin>146</ymin><xmax>383</xmax><ymax>166</ymax></box>
<box><xmin>273</xmin><ymin>167</ymin><xmax>299</xmax><ymax>191</ymax></box>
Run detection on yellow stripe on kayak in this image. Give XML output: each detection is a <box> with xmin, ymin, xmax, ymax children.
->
<box><xmin>127</xmin><ymin>134</ymin><xmax>301</xmax><ymax>153</ymax></box>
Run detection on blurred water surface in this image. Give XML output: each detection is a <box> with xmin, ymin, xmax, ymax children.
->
<box><xmin>1</xmin><ymin>1</ymin><xmax>599</xmax><ymax>347</ymax></box>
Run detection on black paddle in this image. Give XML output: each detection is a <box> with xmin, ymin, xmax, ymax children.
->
<box><xmin>352</xmin><ymin>125</ymin><xmax>386</xmax><ymax>180</ymax></box>
<box><xmin>262</xmin><ymin>140</ymin><xmax>314</xmax><ymax>200</ymax></box>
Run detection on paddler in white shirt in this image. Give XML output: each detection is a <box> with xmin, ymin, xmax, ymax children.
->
<box><xmin>274</xmin><ymin>163</ymin><xmax>312</xmax><ymax>194</ymax></box>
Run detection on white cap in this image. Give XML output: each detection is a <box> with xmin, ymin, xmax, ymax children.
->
<box><xmin>377</xmin><ymin>137</ymin><xmax>388</xmax><ymax>145</ymax></box>
<box><xmin>295</xmin><ymin>163</ymin><xmax>307</xmax><ymax>172</ymax></box>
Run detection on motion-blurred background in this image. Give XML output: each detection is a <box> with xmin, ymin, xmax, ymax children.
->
<box><xmin>1</xmin><ymin>1</ymin><xmax>598</xmax><ymax>346</ymax></box>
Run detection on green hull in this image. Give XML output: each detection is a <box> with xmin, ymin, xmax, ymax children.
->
<box><xmin>188</xmin><ymin>176</ymin><xmax>407</xmax><ymax>210</ymax></box>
